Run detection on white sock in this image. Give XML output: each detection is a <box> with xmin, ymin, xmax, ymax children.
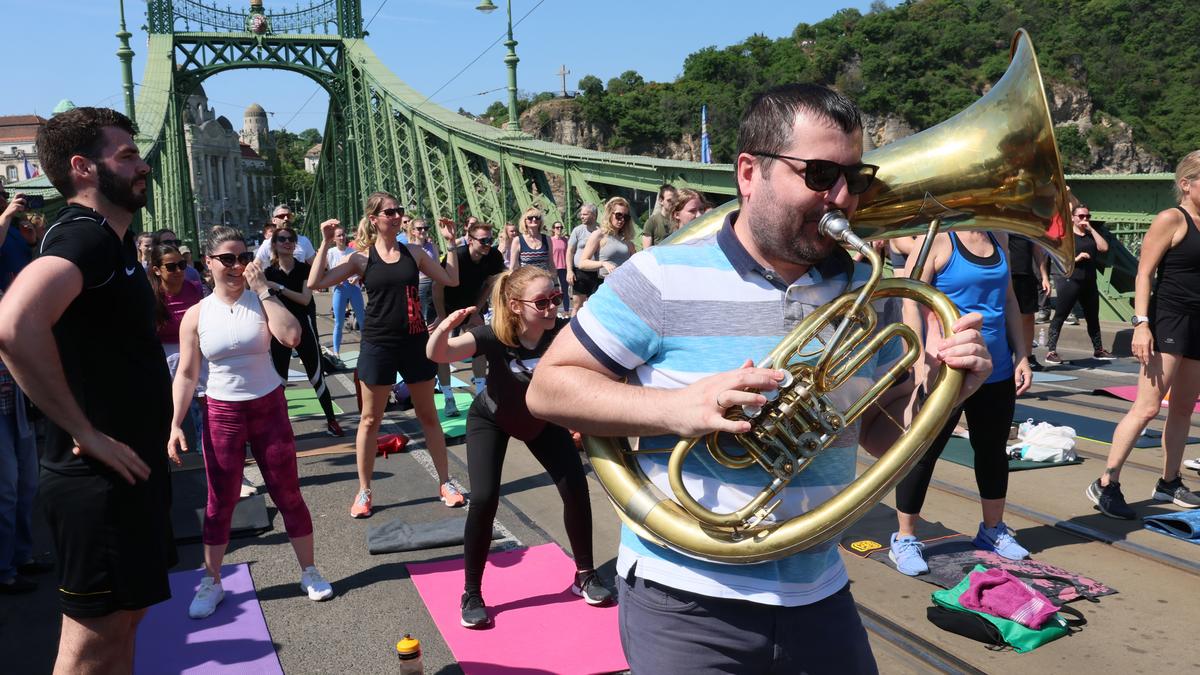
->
<box><xmin>441</xmin><ymin>385</ymin><xmax>454</xmax><ymax>400</ymax></box>
<box><xmin>473</xmin><ymin>377</ymin><xmax>486</xmax><ymax>395</ymax></box>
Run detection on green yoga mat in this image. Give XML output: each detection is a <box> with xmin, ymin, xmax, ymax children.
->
<box><xmin>435</xmin><ymin>391</ymin><xmax>474</xmax><ymax>438</ymax></box>
<box><xmin>284</xmin><ymin>386</ymin><xmax>344</xmax><ymax>419</ymax></box>
<box><xmin>939</xmin><ymin>436</ymin><xmax>1083</xmax><ymax>471</ymax></box>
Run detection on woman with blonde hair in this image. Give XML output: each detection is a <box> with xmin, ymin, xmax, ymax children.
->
<box><xmin>307</xmin><ymin>192</ymin><xmax>466</xmax><ymax>517</ymax></box>
<box><xmin>428</xmin><ymin>265</ymin><xmax>609</xmax><ymax>628</ymax></box>
<box><xmin>577</xmin><ymin>196</ymin><xmax>635</xmax><ymax>283</ymax></box>
<box><xmin>1087</xmin><ymin>150</ymin><xmax>1200</xmax><ymax>518</ymax></box>
<box><xmin>508</xmin><ymin>206</ymin><xmax>553</xmax><ymax>276</ymax></box>
<box><xmin>497</xmin><ymin>222</ymin><xmax>519</xmax><ymax>268</ymax></box>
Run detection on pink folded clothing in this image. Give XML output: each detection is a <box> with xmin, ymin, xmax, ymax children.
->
<box><xmin>959</xmin><ymin>567</ymin><xmax>1058</xmax><ymax>629</ymax></box>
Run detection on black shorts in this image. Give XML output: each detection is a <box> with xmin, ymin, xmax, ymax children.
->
<box><xmin>1011</xmin><ymin>275</ymin><xmax>1039</xmax><ymax>314</ymax></box>
<box><xmin>357</xmin><ymin>337</ymin><xmax>438</xmax><ymax>386</ymax></box>
<box><xmin>572</xmin><ymin>269</ymin><xmax>601</xmax><ymax>297</ymax></box>
<box><xmin>40</xmin><ymin>468</ymin><xmax>176</xmax><ymax>618</ymax></box>
<box><xmin>1152</xmin><ymin>307</ymin><xmax>1200</xmax><ymax>360</ymax></box>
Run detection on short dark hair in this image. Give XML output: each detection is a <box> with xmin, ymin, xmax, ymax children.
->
<box><xmin>658</xmin><ymin>184</ymin><xmax>676</xmax><ymax>199</ymax></box>
<box><xmin>1072</xmin><ymin>203</ymin><xmax>1090</xmax><ymax>214</ymax></box>
<box><xmin>206</xmin><ymin>226</ymin><xmax>244</xmax><ymax>256</ymax></box>
<box><xmin>36</xmin><ymin>107</ymin><xmax>138</xmax><ymax>199</ymax></box>
<box><xmin>469</xmin><ymin>222</ymin><xmax>492</xmax><ymax>236</ymax></box>
<box><xmin>736</xmin><ymin>84</ymin><xmax>862</xmax><ymax>201</ymax></box>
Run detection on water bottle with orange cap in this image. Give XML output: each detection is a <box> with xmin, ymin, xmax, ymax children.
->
<box><xmin>396</xmin><ymin>634</ymin><xmax>423</xmax><ymax>674</ymax></box>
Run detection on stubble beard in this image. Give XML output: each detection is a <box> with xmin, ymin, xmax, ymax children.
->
<box><xmin>96</xmin><ymin>162</ymin><xmax>148</xmax><ymax>213</ymax></box>
<box><xmin>749</xmin><ymin>184</ymin><xmax>836</xmax><ymax>267</ymax></box>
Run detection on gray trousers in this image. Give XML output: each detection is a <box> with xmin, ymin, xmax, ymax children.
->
<box><xmin>618</xmin><ymin>573</ymin><xmax>878</xmax><ymax>674</ymax></box>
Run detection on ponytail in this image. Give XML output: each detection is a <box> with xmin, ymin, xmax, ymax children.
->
<box><xmin>489</xmin><ymin>265</ymin><xmax>554</xmax><ymax>348</ymax></box>
<box><xmin>355</xmin><ymin>191</ymin><xmax>397</xmax><ymax>251</ymax></box>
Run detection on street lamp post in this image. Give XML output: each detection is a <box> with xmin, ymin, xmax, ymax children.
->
<box><xmin>476</xmin><ymin>1</ymin><xmax>522</xmax><ymax>133</ymax></box>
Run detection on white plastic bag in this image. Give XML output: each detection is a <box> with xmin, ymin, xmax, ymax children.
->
<box><xmin>1007</xmin><ymin>419</ymin><xmax>1078</xmax><ymax>462</ymax></box>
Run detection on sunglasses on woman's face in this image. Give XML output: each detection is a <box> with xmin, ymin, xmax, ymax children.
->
<box><xmin>526</xmin><ymin>216</ymin><xmax>543</xmax><ymax>222</ymax></box>
<box><xmin>209</xmin><ymin>252</ymin><xmax>255</xmax><ymax>267</ymax></box>
<box><xmin>612</xmin><ymin>212</ymin><xmax>629</xmax><ymax>221</ymax></box>
<box><xmin>380</xmin><ymin>207</ymin><xmax>405</xmax><ymax>217</ymax></box>
<box><xmin>413</xmin><ymin>226</ymin><xmax>429</xmax><ymax>232</ymax></box>
<box><xmin>157</xmin><ymin>261</ymin><xmax>187</xmax><ymax>273</ymax></box>
<box><xmin>517</xmin><ymin>292</ymin><xmax>563</xmax><ymax>311</ymax></box>
<box><xmin>274</xmin><ymin>235</ymin><xmax>296</xmax><ymax>244</ymax></box>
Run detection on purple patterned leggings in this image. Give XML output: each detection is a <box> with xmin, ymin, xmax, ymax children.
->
<box><xmin>201</xmin><ymin>387</ymin><xmax>313</xmax><ymax>545</ymax></box>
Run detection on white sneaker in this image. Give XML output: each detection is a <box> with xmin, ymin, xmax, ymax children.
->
<box><xmin>300</xmin><ymin>566</ymin><xmax>334</xmax><ymax>601</ymax></box>
<box><xmin>1184</xmin><ymin>457</ymin><xmax>1200</xmax><ymax>471</ymax></box>
<box><xmin>188</xmin><ymin>576</ymin><xmax>225</xmax><ymax>619</ymax></box>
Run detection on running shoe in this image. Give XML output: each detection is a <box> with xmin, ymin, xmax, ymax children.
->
<box><xmin>300</xmin><ymin>566</ymin><xmax>334</xmax><ymax>601</ymax></box>
<box><xmin>350</xmin><ymin>488</ymin><xmax>373</xmax><ymax>518</ymax></box>
<box><xmin>972</xmin><ymin>521</ymin><xmax>1029</xmax><ymax>560</ymax></box>
<box><xmin>1183</xmin><ymin>457</ymin><xmax>1200</xmax><ymax>472</ymax></box>
<box><xmin>1028</xmin><ymin>355</ymin><xmax>1044</xmax><ymax>371</ymax></box>
<box><xmin>1086</xmin><ymin>479</ymin><xmax>1136</xmax><ymax>519</ymax></box>
<box><xmin>1152</xmin><ymin>476</ymin><xmax>1200</xmax><ymax>508</ymax></box>
<box><xmin>443</xmin><ymin>394</ymin><xmax>460</xmax><ymax>418</ymax></box>
<box><xmin>326</xmin><ymin>418</ymin><xmax>344</xmax><ymax>437</ymax></box>
<box><xmin>888</xmin><ymin>533</ymin><xmax>928</xmax><ymax>576</ymax></box>
<box><xmin>1043</xmin><ymin>351</ymin><xmax>1063</xmax><ymax>365</ymax></box>
<box><xmin>1067</xmin><ymin>314</ymin><xmax>1079</xmax><ymax>325</ymax></box>
<box><xmin>1093</xmin><ymin>349</ymin><xmax>1117</xmax><ymax>361</ymax></box>
<box><xmin>188</xmin><ymin>576</ymin><xmax>224</xmax><ymax>619</ymax></box>
<box><xmin>572</xmin><ymin>570</ymin><xmax>614</xmax><ymax>606</ymax></box>
<box><xmin>460</xmin><ymin>591</ymin><xmax>490</xmax><ymax>628</ymax></box>
<box><xmin>440</xmin><ymin>480</ymin><xmax>467</xmax><ymax>508</ymax></box>
<box><xmin>1035</xmin><ymin>309</ymin><xmax>1051</xmax><ymax>324</ymax></box>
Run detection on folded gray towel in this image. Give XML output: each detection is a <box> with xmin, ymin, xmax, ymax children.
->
<box><xmin>367</xmin><ymin>516</ymin><xmax>502</xmax><ymax>554</ymax></box>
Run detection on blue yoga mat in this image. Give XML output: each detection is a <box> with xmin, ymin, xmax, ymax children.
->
<box><xmin>1013</xmin><ymin>403</ymin><xmax>1198</xmax><ymax>448</ymax></box>
<box><xmin>1143</xmin><ymin>510</ymin><xmax>1200</xmax><ymax>543</ymax></box>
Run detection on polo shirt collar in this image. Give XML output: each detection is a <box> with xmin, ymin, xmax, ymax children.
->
<box><xmin>716</xmin><ymin>209</ymin><xmax>853</xmax><ymax>291</ymax></box>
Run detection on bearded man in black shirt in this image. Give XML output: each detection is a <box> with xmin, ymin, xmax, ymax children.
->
<box><xmin>0</xmin><ymin>107</ymin><xmax>176</xmax><ymax>674</ymax></box>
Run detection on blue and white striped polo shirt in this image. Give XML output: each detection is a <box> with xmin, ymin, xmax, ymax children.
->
<box><xmin>573</xmin><ymin>211</ymin><xmax>903</xmax><ymax>607</ymax></box>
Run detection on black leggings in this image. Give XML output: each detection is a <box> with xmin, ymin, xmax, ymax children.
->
<box><xmin>1046</xmin><ymin>277</ymin><xmax>1103</xmax><ymax>352</ymax></box>
<box><xmin>463</xmin><ymin>408</ymin><xmax>593</xmax><ymax>594</ymax></box>
<box><xmin>270</xmin><ymin>312</ymin><xmax>337</xmax><ymax>422</ymax></box>
<box><xmin>895</xmin><ymin>378</ymin><xmax>1015</xmax><ymax>515</ymax></box>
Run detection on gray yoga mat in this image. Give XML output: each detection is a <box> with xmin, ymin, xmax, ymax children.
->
<box><xmin>367</xmin><ymin>515</ymin><xmax>503</xmax><ymax>554</ymax></box>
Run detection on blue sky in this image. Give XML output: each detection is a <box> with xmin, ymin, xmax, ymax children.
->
<box><xmin>6</xmin><ymin>0</ymin><xmax>887</xmax><ymax>133</ymax></box>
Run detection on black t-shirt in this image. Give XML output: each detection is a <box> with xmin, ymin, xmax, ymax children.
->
<box><xmin>1008</xmin><ymin>236</ymin><xmax>1035</xmax><ymax>277</ymax></box>
<box><xmin>469</xmin><ymin>318</ymin><xmax>567</xmax><ymax>441</ymax></box>
<box><xmin>265</xmin><ymin>260</ymin><xmax>315</xmax><ymax>320</ymax></box>
<box><xmin>444</xmin><ymin>244</ymin><xmax>505</xmax><ymax>312</ymax></box>
<box><xmin>38</xmin><ymin>205</ymin><xmax>173</xmax><ymax>476</ymax></box>
<box><xmin>1071</xmin><ymin>231</ymin><xmax>1099</xmax><ymax>281</ymax></box>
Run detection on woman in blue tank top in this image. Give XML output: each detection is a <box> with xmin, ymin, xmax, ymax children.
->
<box><xmin>888</xmin><ymin>230</ymin><xmax>1033</xmax><ymax>577</ymax></box>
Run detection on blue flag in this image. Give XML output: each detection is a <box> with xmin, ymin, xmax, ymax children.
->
<box><xmin>701</xmin><ymin>105</ymin><xmax>711</xmax><ymax>164</ymax></box>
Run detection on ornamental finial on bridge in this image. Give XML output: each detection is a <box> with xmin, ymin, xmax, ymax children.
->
<box><xmin>248</xmin><ymin>0</ymin><xmax>270</xmax><ymax>35</ymax></box>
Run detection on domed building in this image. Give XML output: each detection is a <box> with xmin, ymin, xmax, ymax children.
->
<box><xmin>182</xmin><ymin>87</ymin><xmax>274</xmax><ymax>231</ymax></box>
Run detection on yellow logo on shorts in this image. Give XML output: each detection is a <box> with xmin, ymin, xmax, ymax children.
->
<box><xmin>849</xmin><ymin>539</ymin><xmax>882</xmax><ymax>553</ymax></box>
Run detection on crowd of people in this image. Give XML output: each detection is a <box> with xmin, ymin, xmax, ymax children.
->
<box><xmin>0</xmin><ymin>92</ymin><xmax>1197</xmax><ymax>674</ymax></box>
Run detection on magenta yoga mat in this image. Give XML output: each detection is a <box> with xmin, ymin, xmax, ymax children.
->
<box><xmin>408</xmin><ymin>543</ymin><xmax>627</xmax><ymax>675</ymax></box>
<box><xmin>135</xmin><ymin>563</ymin><xmax>283</xmax><ymax>675</ymax></box>
<box><xmin>1094</xmin><ymin>385</ymin><xmax>1200</xmax><ymax>413</ymax></box>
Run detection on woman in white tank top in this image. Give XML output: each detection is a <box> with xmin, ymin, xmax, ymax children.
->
<box><xmin>167</xmin><ymin>226</ymin><xmax>335</xmax><ymax>620</ymax></box>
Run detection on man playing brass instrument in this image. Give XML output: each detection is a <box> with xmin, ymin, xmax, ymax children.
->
<box><xmin>528</xmin><ymin>84</ymin><xmax>992</xmax><ymax>673</ymax></box>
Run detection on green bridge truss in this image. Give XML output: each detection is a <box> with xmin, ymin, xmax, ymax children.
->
<box><xmin>6</xmin><ymin>0</ymin><xmax>1180</xmax><ymax>321</ymax></box>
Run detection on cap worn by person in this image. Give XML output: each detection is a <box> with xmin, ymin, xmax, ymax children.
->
<box><xmin>178</xmin><ymin>245</ymin><xmax>192</xmax><ymax>255</ymax></box>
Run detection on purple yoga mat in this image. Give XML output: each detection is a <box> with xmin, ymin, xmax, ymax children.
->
<box><xmin>135</xmin><ymin>563</ymin><xmax>283</xmax><ymax>674</ymax></box>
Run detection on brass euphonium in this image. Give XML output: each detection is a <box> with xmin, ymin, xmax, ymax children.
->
<box><xmin>584</xmin><ymin>29</ymin><xmax>1074</xmax><ymax>563</ymax></box>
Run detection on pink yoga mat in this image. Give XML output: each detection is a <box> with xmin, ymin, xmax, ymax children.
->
<box><xmin>408</xmin><ymin>543</ymin><xmax>627</xmax><ymax>675</ymax></box>
<box><xmin>1095</xmin><ymin>385</ymin><xmax>1200</xmax><ymax>413</ymax></box>
<box><xmin>135</xmin><ymin>564</ymin><xmax>283</xmax><ymax>675</ymax></box>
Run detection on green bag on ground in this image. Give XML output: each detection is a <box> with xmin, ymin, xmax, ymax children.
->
<box><xmin>931</xmin><ymin>564</ymin><xmax>1078</xmax><ymax>653</ymax></box>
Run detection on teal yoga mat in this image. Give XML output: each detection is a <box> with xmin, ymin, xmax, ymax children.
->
<box><xmin>939</xmin><ymin>436</ymin><xmax>1083</xmax><ymax>471</ymax></box>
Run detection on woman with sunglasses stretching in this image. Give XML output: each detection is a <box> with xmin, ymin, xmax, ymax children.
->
<box><xmin>264</xmin><ymin>225</ymin><xmax>342</xmax><ymax>437</ymax></box>
<box><xmin>577</xmin><ymin>197</ymin><xmax>635</xmax><ymax>285</ymax></box>
<box><xmin>168</xmin><ymin>227</ymin><xmax>334</xmax><ymax>619</ymax></box>
<box><xmin>307</xmin><ymin>193</ymin><xmax>466</xmax><ymax>517</ymax></box>
<box><xmin>427</xmin><ymin>265</ymin><xmax>611</xmax><ymax>628</ymax></box>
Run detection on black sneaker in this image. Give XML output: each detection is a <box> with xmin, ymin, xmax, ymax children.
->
<box><xmin>1086</xmin><ymin>479</ymin><xmax>1136</xmax><ymax>520</ymax></box>
<box><xmin>1044</xmin><ymin>351</ymin><xmax>1063</xmax><ymax>366</ymax></box>
<box><xmin>460</xmin><ymin>591</ymin><xmax>490</xmax><ymax>628</ymax></box>
<box><xmin>1028</xmin><ymin>355</ymin><xmax>1044</xmax><ymax>371</ymax></box>
<box><xmin>1152</xmin><ymin>476</ymin><xmax>1200</xmax><ymax>508</ymax></box>
<box><xmin>1035</xmin><ymin>310</ymin><xmax>1051</xmax><ymax>324</ymax></box>
<box><xmin>571</xmin><ymin>570</ymin><xmax>613</xmax><ymax>606</ymax></box>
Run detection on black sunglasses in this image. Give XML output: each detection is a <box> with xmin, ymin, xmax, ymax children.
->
<box><xmin>525</xmin><ymin>215</ymin><xmax>543</xmax><ymax>222</ymax></box>
<box><xmin>612</xmin><ymin>212</ymin><xmax>629</xmax><ymax>221</ymax></box>
<box><xmin>517</xmin><ymin>292</ymin><xmax>563</xmax><ymax>311</ymax></box>
<box><xmin>274</xmin><ymin>235</ymin><xmax>296</xmax><ymax>244</ymax></box>
<box><xmin>471</xmin><ymin>235</ymin><xmax>495</xmax><ymax>246</ymax></box>
<box><xmin>273</xmin><ymin>212</ymin><xmax>293</xmax><ymax>220</ymax></box>
<box><xmin>413</xmin><ymin>226</ymin><xmax>429</xmax><ymax>232</ymax></box>
<box><xmin>209</xmin><ymin>252</ymin><xmax>256</xmax><ymax>267</ymax></box>
<box><xmin>751</xmin><ymin>153</ymin><xmax>879</xmax><ymax>195</ymax></box>
<box><xmin>380</xmin><ymin>207</ymin><xmax>405</xmax><ymax>217</ymax></box>
<box><xmin>158</xmin><ymin>261</ymin><xmax>187</xmax><ymax>272</ymax></box>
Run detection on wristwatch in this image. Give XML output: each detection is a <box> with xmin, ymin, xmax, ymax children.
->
<box><xmin>1131</xmin><ymin>315</ymin><xmax>1150</xmax><ymax>327</ymax></box>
